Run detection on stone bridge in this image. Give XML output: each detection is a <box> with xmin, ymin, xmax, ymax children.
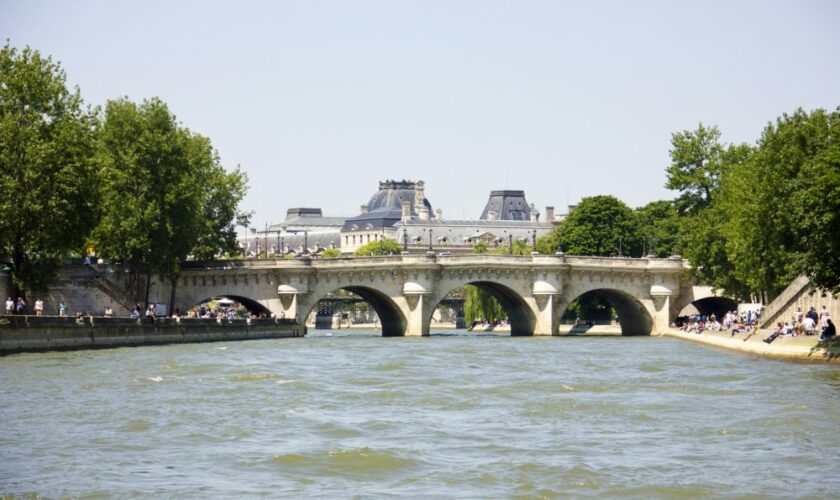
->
<box><xmin>157</xmin><ymin>253</ymin><xmax>727</xmax><ymax>336</ymax></box>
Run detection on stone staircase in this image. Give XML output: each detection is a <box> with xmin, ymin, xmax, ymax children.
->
<box><xmin>86</xmin><ymin>268</ymin><xmax>136</xmax><ymax>313</ymax></box>
<box><xmin>759</xmin><ymin>275</ymin><xmax>811</xmax><ymax>328</ymax></box>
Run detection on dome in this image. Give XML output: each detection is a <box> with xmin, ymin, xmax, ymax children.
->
<box><xmin>366</xmin><ymin>180</ymin><xmax>432</xmax><ymax>213</ymax></box>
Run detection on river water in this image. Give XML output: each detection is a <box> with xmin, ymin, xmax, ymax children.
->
<box><xmin>2</xmin><ymin>329</ymin><xmax>839</xmax><ymax>498</ymax></box>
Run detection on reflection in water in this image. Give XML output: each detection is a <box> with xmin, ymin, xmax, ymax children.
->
<box><xmin>1</xmin><ymin>330</ymin><xmax>839</xmax><ymax>497</ymax></box>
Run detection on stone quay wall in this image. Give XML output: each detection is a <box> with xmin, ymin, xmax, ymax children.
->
<box><xmin>0</xmin><ymin>316</ymin><xmax>306</xmax><ymax>355</ymax></box>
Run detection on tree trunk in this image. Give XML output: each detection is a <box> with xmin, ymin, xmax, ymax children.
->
<box><xmin>143</xmin><ymin>268</ymin><xmax>152</xmax><ymax>308</ymax></box>
<box><xmin>168</xmin><ymin>276</ymin><xmax>178</xmax><ymax>317</ymax></box>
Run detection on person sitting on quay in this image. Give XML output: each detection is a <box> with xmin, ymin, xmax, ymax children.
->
<box><xmin>763</xmin><ymin>322</ymin><xmax>785</xmax><ymax>344</ymax></box>
<box><xmin>803</xmin><ymin>315</ymin><xmax>817</xmax><ymax>335</ymax></box>
<box><xmin>819</xmin><ymin>319</ymin><xmax>836</xmax><ymax>343</ymax></box>
<box><xmin>730</xmin><ymin>321</ymin><xmax>747</xmax><ymax>336</ymax></box>
<box><xmin>104</xmin><ymin>306</ymin><xmax>113</xmax><ymax>318</ymax></box>
<box><xmin>806</xmin><ymin>306</ymin><xmax>819</xmax><ymax>325</ymax></box>
<box><xmin>130</xmin><ymin>304</ymin><xmax>141</xmax><ymax>320</ymax></box>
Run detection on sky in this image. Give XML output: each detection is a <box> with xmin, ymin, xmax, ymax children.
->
<box><xmin>2</xmin><ymin>0</ymin><xmax>839</xmax><ymax>229</ymax></box>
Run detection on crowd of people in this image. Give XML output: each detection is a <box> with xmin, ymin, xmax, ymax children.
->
<box><xmin>674</xmin><ymin>305</ymin><xmax>836</xmax><ymax>344</ymax></box>
<box><xmin>675</xmin><ymin>309</ymin><xmax>763</xmax><ymax>337</ymax></box>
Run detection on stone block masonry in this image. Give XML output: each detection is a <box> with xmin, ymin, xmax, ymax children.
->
<box><xmin>0</xmin><ymin>316</ymin><xmax>305</xmax><ymax>355</ymax></box>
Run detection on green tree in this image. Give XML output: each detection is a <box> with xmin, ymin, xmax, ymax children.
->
<box><xmin>0</xmin><ymin>43</ymin><xmax>99</xmax><ymax>297</ymax></box>
<box><xmin>541</xmin><ymin>195</ymin><xmax>641</xmax><ymax>257</ymax></box>
<box><xmin>463</xmin><ymin>284</ymin><xmax>505</xmax><ymax>324</ymax></box>
<box><xmin>95</xmin><ymin>97</ymin><xmax>248</xmax><ymax>310</ymax></box>
<box><xmin>634</xmin><ymin>200</ymin><xmax>681</xmax><ymax>257</ymax></box>
<box><xmin>190</xmin><ymin>161</ymin><xmax>251</xmax><ymax>260</ymax></box>
<box><xmin>719</xmin><ymin>107</ymin><xmax>840</xmax><ymax>297</ymax></box>
<box><xmin>320</xmin><ymin>248</ymin><xmax>342</xmax><ymax>259</ymax></box>
<box><xmin>353</xmin><ymin>239</ymin><xmax>402</xmax><ymax>256</ymax></box>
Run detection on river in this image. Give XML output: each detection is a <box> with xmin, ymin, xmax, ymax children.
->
<box><xmin>2</xmin><ymin>329</ymin><xmax>839</xmax><ymax>498</ymax></box>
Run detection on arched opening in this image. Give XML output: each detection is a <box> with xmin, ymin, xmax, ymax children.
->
<box><xmin>189</xmin><ymin>295</ymin><xmax>272</xmax><ymax>318</ymax></box>
<box><xmin>560</xmin><ymin>289</ymin><xmax>653</xmax><ymax>335</ymax></box>
<box><xmin>429</xmin><ymin>282</ymin><xmax>535</xmax><ymax>336</ymax></box>
<box><xmin>678</xmin><ymin>296</ymin><xmax>738</xmax><ymax>322</ymax></box>
<box><xmin>305</xmin><ymin>287</ymin><xmax>407</xmax><ymax>337</ymax></box>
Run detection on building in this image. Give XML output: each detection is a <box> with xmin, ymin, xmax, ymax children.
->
<box><xmin>240</xmin><ymin>179</ymin><xmax>559</xmax><ymax>257</ymax></box>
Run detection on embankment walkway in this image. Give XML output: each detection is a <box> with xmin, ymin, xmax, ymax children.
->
<box><xmin>660</xmin><ymin>327</ymin><xmax>840</xmax><ymax>364</ymax></box>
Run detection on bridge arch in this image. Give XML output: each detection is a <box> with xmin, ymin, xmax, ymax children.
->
<box><xmin>301</xmin><ymin>286</ymin><xmax>408</xmax><ymax>337</ymax></box>
<box><xmin>558</xmin><ymin>288</ymin><xmax>654</xmax><ymax>335</ymax></box>
<box><xmin>426</xmin><ymin>280</ymin><xmax>536</xmax><ymax>336</ymax></box>
<box><xmin>189</xmin><ymin>295</ymin><xmax>273</xmax><ymax>316</ymax></box>
<box><xmin>677</xmin><ymin>296</ymin><xmax>738</xmax><ymax>320</ymax></box>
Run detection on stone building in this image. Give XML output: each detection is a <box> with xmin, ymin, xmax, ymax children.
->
<box><xmin>240</xmin><ymin>179</ymin><xmax>558</xmax><ymax>256</ymax></box>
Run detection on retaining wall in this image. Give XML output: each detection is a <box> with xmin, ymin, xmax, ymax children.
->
<box><xmin>0</xmin><ymin>316</ymin><xmax>306</xmax><ymax>355</ymax></box>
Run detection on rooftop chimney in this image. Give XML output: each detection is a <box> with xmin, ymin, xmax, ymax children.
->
<box><xmin>487</xmin><ymin>209</ymin><xmax>498</xmax><ymax>221</ymax></box>
<box><xmin>418</xmin><ymin>206</ymin><xmax>430</xmax><ymax>221</ymax></box>
<box><xmin>545</xmin><ymin>206</ymin><xmax>555</xmax><ymax>221</ymax></box>
<box><xmin>414</xmin><ymin>180</ymin><xmax>425</xmax><ymax>212</ymax></box>
<box><xmin>435</xmin><ymin>208</ymin><xmax>443</xmax><ymax>220</ymax></box>
<box><xmin>529</xmin><ymin>203</ymin><xmax>539</xmax><ymax>222</ymax></box>
<box><xmin>401</xmin><ymin>200</ymin><xmax>411</xmax><ymax>222</ymax></box>
<box><xmin>360</xmin><ymin>204</ymin><xmax>368</xmax><ymax>214</ymax></box>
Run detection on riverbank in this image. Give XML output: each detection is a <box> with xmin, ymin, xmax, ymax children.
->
<box><xmin>0</xmin><ymin>315</ymin><xmax>305</xmax><ymax>355</ymax></box>
<box><xmin>660</xmin><ymin>327</ymin><xmax>840</xmax><ymax>364</ymax></box>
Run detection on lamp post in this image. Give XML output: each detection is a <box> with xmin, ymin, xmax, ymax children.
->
<box><xmin>428</xmin><ymin>228</ymin><xmax>433</xmax><ymax>252</ymax></box>
<box><xmin>280</xmin><ymin>236</ymin><xmax>285</xmax><ymax>256</ymax></box>
<box><xmin>508</xmin><ymin>234</ymin><xmax>513</xmax><ymax>255</ymax></box>
<box><xmin>264</xmin><ymin>222</ymin><xmax>269</xmax><ymax>258</ymax></box>
<box><xmin>532</xmin><ymin>229</ymin><xmax>537</xmax><ymax>253</ymax></box>
<box><xmin>618</xmin><ymin>236</ymin><xmax>623</xmax><ymax>257</ymax></box>
<box><xmin>402</xmin><ymin>229</ymin><xmax>408</xmax><ymax>252</ymax></box>
<box><xmin>304</xmin><ymin>231</ymin><xmax>309</xmax><ymax>255</ymax></box>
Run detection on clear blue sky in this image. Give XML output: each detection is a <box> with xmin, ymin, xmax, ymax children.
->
<box><xmin>3</xmin><ymin>0</ymin><xmax>838</xmax><ymax>229</ymax></box>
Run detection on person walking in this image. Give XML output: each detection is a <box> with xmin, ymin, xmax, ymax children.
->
<box><xmin>58</xmin><ymin>301</ymin><xmax>68</xmax><ymax>317</ymax></box>
<box><xmin>4</xmin><ymin>297</ymin><xmax>13</xmax><ymax>315</ymax></box>
<box><xmin>34</xmin><ymin>298</ymin><xmax>44</xmax><ymax>316</ymax></box>
<box><xmin>15</xmin><ymin>297</ymin><xmax>26</xmax><ymax>315</ymax></box>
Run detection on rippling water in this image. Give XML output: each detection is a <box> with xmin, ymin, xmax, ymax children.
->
<box><xmin>2</xmin><ymin>329</ymin><xmax>840</xmax><ymax>498</ymax></box>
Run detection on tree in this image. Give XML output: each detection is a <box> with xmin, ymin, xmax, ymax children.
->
<box><xmin>540</xmin><ymin>195</ymin><xmax>641</xmax><ymax>257</ymax></box>
<box><xmin>0</xmin><ymin>43</ymin><xmax>99</xmax><ymax>297</ymax></box>
<box><xmin>463</xmin><ymin>284</ymin><xmax>505</xmax><ymax>324</ymax></box>
<box><xmin>190</xmin><ymin>160</ymin><xmax>251</xmax><ymax>260</ymax></box>
<box><xmin>634</xmin><ymin>200</ymin><xmax>681</xmax><ymax>258</ymax></box>
<box><xmin>320</xmin><ymin>248</ymin><xmax>342</xmax><ymax>259</ymax></box>
<box><xmin>94</xmin><ymin>97</ymin><xmax>249</xmax><ymax>310</ymax></box>
<box><xmin>718</xmin><ymin>107</ymin><xmax>840</xmax><ymax>296</ymax></box>
<box><xmin>353</xmin><ymin>239</ymin><xmax>402</xmax><ymax>256</ymax></box>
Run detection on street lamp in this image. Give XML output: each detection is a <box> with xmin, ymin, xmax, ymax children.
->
<box><xmin>618</xmin><ymin>236</ymin><xmax>623</xmax><ymax>257</ymax></box>
<box><xmin>303</xmin><ymin>231</ymin><xmax>309</xmax><ymax>255</ymax></box>
<box><xmin>428</xmin><ymin>228</ymin><xmax>433</xmax><ymax>252</ymax></box>
<box><xmin>532</xmin><ymin>230</ymin><xmax>537</xmax><ymax>253</ymax></box>
<box><xmin>402</xmin><ymin>229</ymin><xmax>408</xmax><ymax>252</ymax></box>
<box><xmin>508</xmin><ymin>234</ymin><xmax>513</xmax><ymax>255</ymax></box>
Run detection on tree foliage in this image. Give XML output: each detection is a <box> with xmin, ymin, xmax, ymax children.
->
<box><xmin>0</xmin><ymin>43</ymin><xmax>99</xmax><ymax>295</ymax></box>
<box><xmin>94</xmin><ymin>97</ymin><xmax>250</xmax><ymax>306</ymax></box>
<box><xmin>539</xmin><ymin>195</ymin><xmax>640</xmax><ymax>257</ymax></box>
<box><xmin>463</xmin><ymin>284</ymin><xmax>505</xmax><ymax>324</ymax></box>
<box><xmin>671</xmin><ymin>108</ymin><xmax>840</xmax><ymax>298</ymax></box>
<box><xmin>634</xmin><ymin>200</ymin><xmax>681</xmax><ymax>258</ymax></box>
<box><xmin>319</xmin><ymin>248</ymin><xmax>342</xmax><ymax>259</ymax></box>
<box><xmin>353</xmin><ymin>239</ymin><xmax>402</xmax><ymax>256</ymax></box>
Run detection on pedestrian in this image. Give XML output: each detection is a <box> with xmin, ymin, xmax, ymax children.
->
<box><xmin>4</xmin><ymin>297</ymin><xmax>13</xmax><ymax>315</ymax></box>
<box><xmin>104</xmin><ymin>306</ymin><xmax>113</xmax><ymax>318</ymax></box>
<box><xmin>820</xmin><ymin>319</ymin><xmax>836</xmax><ymax>342</ymax></box>
<box><xmin>34</xmin><ymin>298</ymin><xmax>44</xmax><ymax>316</ymax></box>
<box><xmin>819</xmin><ymin>306</ymin><xmax>831</xmax><ymax>329</ymax></box>
<box><xmin>58</xmin><ymin>301</ymin><xmax>68</xmax><ymax>317</ymax></box>
<box><xmin>15</xmin><ymin>297</ymin><xmax>26</xmax><ymax>314</ymax></box>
